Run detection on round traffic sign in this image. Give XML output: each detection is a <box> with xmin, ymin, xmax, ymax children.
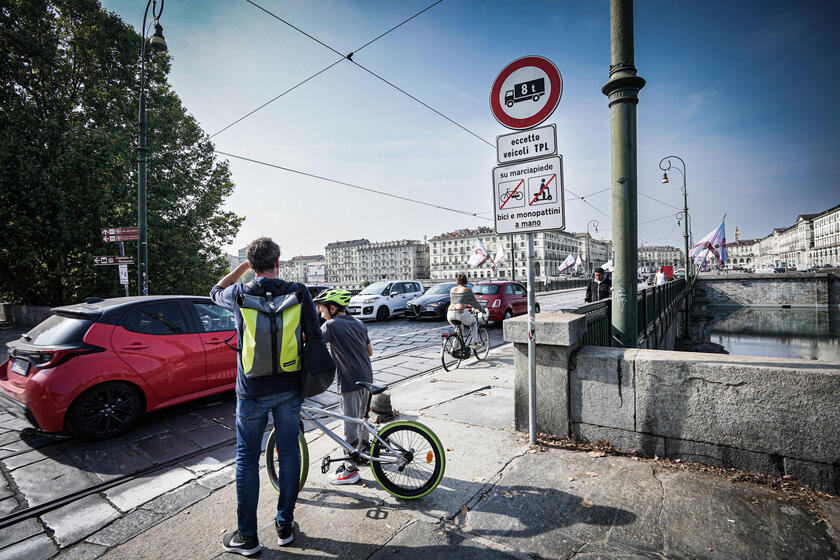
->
<box><xmin>490</xmin><ymin>56</ymin><xmax>562</xmax><ymax>130</ymax></box>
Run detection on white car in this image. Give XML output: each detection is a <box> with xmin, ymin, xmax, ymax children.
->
<box><xmin>347</xmin><ymin>280</ymin><xmax>424</xmax><ymax>321</ymax></box>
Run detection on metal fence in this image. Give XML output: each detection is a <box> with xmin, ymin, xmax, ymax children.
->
<box><xmin>565</xmin><ymin>278</ymin><xmax>687</xmax><ymax>347</ymax></box>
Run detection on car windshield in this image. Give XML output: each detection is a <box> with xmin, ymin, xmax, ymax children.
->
<box><xmin>359</xmin><ymin>282</ymin><xmax>390</xmax><ymax>295</ymax></box>
<box><xmin>473</xmin><ymin>284</ymin><xmax>500</xmax><ymax>295</ymax></box>
<box><xmin>426</xmin><ymin>283</ymin><xmax>455</xmax><ymax>295</ymax></box>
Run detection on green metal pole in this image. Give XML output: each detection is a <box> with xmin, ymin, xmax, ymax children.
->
<box><xmin>602</xmin><ymin>0</ymin><xmax>645</xmax><ymax>348</ymax></box>
<box><xmin>138</xmin><ymin>88</ymin><xmax>148</xmax><ymax>296</ymax></box>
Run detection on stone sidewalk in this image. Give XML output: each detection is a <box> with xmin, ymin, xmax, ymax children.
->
<box><xmin>35</xmin><ymin>347</ymin><xmax>840</xmax><ymax>559</ymax></box>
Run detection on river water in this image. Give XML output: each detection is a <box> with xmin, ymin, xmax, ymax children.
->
<box><xmin>704</xmin><ymin>306</ymin><xmax>840</xmax><ymax>362</ymax></box>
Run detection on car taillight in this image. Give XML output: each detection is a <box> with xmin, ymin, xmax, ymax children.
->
<box><xmin>32</xmin><ymin>347</ymin><xmax>103</xmax><ymax>369</ymax></box>
<box><xmin>492</xmin><ymin>300</ymin><xmax>502</xmax><ymax>308</ymax></box>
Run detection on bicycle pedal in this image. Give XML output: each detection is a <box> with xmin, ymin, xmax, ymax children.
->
<box><xmin>321</xmin><ymin>456</ymin><xmax>331</xmax><ymax>474</ymax></box>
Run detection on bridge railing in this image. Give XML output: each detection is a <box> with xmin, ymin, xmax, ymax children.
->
<box><xmin>564</xmin><ymin>278</ymin><xmax>687</xmax><ymax>347</ymax></box>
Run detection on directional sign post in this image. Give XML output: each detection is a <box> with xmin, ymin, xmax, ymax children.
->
<box><xmin>93</xmin><ymin>256</ymin><xmax>135</xmax><ymax>266</ymax></box>
<box><xmin>490</xmin><ymin>56</ymin><xmax>564</xmax><ymax>445</ymax></box>
<box><xmin>101</xmin><ymin>227</ymin><xmax>139</xmax><ymax>243</ymax></box>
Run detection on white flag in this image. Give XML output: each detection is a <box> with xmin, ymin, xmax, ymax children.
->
<box><xmin>491</xmin><ymin>245</ymin><xmax>505</xmax><ymax>276</ymax></box>
<box><xmin>601</xmin><ymin>258</ymin><xmax>613</xmax><ymax>272</ymax></box>
<box><xmin>690</xmin><ymin>217</ymin><xmax>727</xmax><ymax>266</ymax></box>
<box><xmin>574</xmin><ymin>254</ymin><xmax>583</xmax><ymax>273</ymax></box>
<box><xmin>557</xmin><ymin>253</ymin><xmax>576</xmax><ymax>273</ymax></box>
<box><xmin>467</xmin><ymin>239</ymin><xmax>490</xmax><ymax>268</ymax></box>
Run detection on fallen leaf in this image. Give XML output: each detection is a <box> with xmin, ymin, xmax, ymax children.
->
<box><xmin>446</xmin><ymin>448</ymin><xmax>454</xmax><ymax>452</ymax></box>
<box><xmin>568</xmin><ymin>477</ymin><xmax>577</xmax><ymax>481</ymax></box>
<box><xmin>587</xmin><ymin>450</ymin><xmax>606</xmax><ymax>458</ymax></box>
<box><xmin>674</xmin><ymin>458</ymin><xmax>682</xmax><ymax>463</ymax></box>
<box><xmin>707</xmin><ymin>548</ymin><xmax>714</xmax><ymax>552</ymax></box>
<box><xmin>362</xmin><ymin>483</ymin><xmax>369</xmax><ymax>488</ymax></box>
<box><xmin>581</xmin><ymin>499</ymin><xmax>594</xmax><ymax>508</ymax></box>
<box><xmin>727</xmin><ymin>519</ymin><xmax>735</xmax><ymax>523</ymax></box>
<box><xmin>585</xmin><ymin>472</ymin><xmax>598</xmax><ymax>477</ymax></box>
<box><xmin>498</xmin><ymin>490</ymin><xmax>517</xmax><ymax>499</ymax></box>
<box><xmin>471</xmin><ymin>476</ymin><xmax>485</xmax><ymax>482</ymax></box>
<box><xmin>783</xmin><ymin>475</ymin><xmax>793</xmax><ymax>480</ymax></box>
<box><xmin>460</xmin><ymin>505</ymin><xmax>469</xmax><ymax>516</ymax></box>
<box><xmin>475</xmin><ymin>392</ymin><xmax>487</xmax><ymax>396</ymax></box>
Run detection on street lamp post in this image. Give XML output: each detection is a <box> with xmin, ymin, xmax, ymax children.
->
<box><xmin>586</xmin><ymin>219</ymin><xmax>599</xmax><ymax>275</ymax></box>
<box><xmin>138</xmin><ymin>0</ymin><xmax>168</xmax><ymax>296</ymax></box>
<box><xmin>659</xmin><ymin>155</ymin><xmax>690</xmax><ymax>337</ymax></box>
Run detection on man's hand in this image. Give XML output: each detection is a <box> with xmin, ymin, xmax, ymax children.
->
<box><xmin>217</xmin><ymin>260</ymin><xmax>251</xmax><ymax>288</ymax></box>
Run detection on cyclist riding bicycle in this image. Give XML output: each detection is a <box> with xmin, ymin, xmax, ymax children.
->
<box><xmin>447</xmin><ymin>273</ymin><xmax>487</xmax><ymax>350</ymax></box>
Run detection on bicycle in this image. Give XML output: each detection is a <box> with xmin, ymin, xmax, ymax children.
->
<box><xmin>264</xmin><ymin>381</ymin><xmax>446</xmax><ymax>500</ymax></box>
<box><xmin>440</xmin><ymin>308</ymin><xmax>489</xmax><ymax>372</ymax></box>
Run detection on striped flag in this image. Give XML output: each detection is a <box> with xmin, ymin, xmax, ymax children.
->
<box><xmin>690</xmin><ymin>217</ymin><xmax>727</xmax><ymax>265</ymax></box>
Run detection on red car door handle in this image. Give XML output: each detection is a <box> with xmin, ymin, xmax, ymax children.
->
<box><xmin>122</xmin><ymin>342</ymin><xmax>149</xmax><ymax>350</ymax></box>
<box><xmin>206</xmin><ymin>338</ymin><xmax>225</xmax><ymax>344</ymax></box>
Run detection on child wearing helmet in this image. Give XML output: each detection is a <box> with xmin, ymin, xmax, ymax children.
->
<box><xmin>313</xmin><ymin>289</ymin><xmax>374</xmax><ymax>485</ymax></box>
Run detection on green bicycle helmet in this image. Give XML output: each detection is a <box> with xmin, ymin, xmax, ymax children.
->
<box><xmin>313</xmin><ymin>289</ymin><xmax>352</xmax><ymax>308</ymax></box>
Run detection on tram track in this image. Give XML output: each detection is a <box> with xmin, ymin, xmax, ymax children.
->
<box><xmin>0</xmin><ymin>337</ymin><xmax>509</xmax><ymax>529</ymax></box>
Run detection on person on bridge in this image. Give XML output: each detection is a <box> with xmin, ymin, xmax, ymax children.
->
<box><xmin>313</xmin><ymin>289</ymin><xmax>374</xmax><ymax>486</ymax></box>
<box><xmin>211</xmin><ymin>237</ymin><xmax>322</xmax><ymax>556</ymax></box>
<box><xmin>448</xmin><ymin>273</ymin><xmax>486</xmax><ymax>347</ymax></box>
<box><xmin>584</xmin><ymin>267</ymin><xmax>611</xmax><ymax>303</ymax></box>
<box><xmin>655</xmin><ymin>267</ymin><xmax>667</xmax><ymax>286</ymax></box>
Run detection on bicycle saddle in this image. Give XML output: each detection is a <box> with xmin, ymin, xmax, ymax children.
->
<box><xmin>357</xmin><ymin>381</ymin><xmax>388</xmax><ymax>395</ymax></box>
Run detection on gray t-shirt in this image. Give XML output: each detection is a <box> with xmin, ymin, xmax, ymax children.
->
<box><xmin>321</xmin><ymin>314</ymin><xmax>373</xmax><ymax>394</ymax></box>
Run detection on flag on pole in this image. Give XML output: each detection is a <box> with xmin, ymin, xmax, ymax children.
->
<box><xmin>574</xmin><ymin>254</ymin><xmax>583</xmax><ymax>274</ymax></box>
<box><xmin>690</xmin><ymin>217</ymin><xmax>727</xmax><ymax>265</ymax></box>
<box><xmin>558</xmin><ymin>253</ymin><xmax>576</xmax><ymax>273</ymax></box>
<box><xmin>467</xmin><ymin>238</ymin><xmax>490</xmax><ymax>268</ymax></box>
<box><xmin>491</xmin><ymin>245</ymin><xmax>505</xmax><ymax>275</ymax></box>
<box><xmin>602</xmin><ymin>258</ymin><xmax>613</xmax><ymax>272</ymax></box>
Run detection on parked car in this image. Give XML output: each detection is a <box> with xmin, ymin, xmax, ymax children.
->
<box><xmin>472</xmin><ymin>281</ymin><xmax>539</xmax><ymax>324</ymax></box>
<box><xmin>346</xmin><ymin>280</ymin><xmax>424</xmax><ymax>321</ymax></box>
<box><xmin>0</xmin><ymin>296</ymin><xmax>239</xmax><ymax>440</ymax></box>
<box><xmin>405</xmin><ymin>282</ymin><xmax>473</xmax><ymax>320</ymax></box>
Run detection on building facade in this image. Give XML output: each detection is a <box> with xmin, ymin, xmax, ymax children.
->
<box><xmin>637</xmin><ymin>245</ymin><xmax>683</xmax><ymax>274</ymax></box>
<box><xmin>277</xmin><ymin>255</ymin><xmax>326</xmax><ymax>284</ymax></box>
<box><xmin>575</xmin><ymin>233</ymin><xmax>613</xmax><ymax>274</ymax></box>
<box><xmin>429</xmin><ymin>226</ymin><xmax>586</xmax><ymax>281</ymax></box>
<box><xmin>358</xmin><ymin>240</ymin><xmax>430</xmax><ymax>283</ymax></box>
<box><xmin>810</xmin><ymin>204</ymin><xmax>840</xmax><ymax>267</ymax></box>
<box><xmin>325</xmin><ymin>239</ymin><xmax>369</xmax><ymax>288</ymax></box>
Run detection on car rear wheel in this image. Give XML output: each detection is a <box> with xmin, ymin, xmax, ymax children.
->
<box><xmin>67</xmin><ymin>382</ymin><xmax>143</xmax><ymax>440</ymax></box>
<box><xmin>376</xmin><ymin>306</ymin><xmax>390</xmax><ymax>322</ymax></box>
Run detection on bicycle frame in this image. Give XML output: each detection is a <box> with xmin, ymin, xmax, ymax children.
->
<box><xmin>299</xmin><ymin>404</ymin><xmax>407</xmax><ymax>467</ymax></box>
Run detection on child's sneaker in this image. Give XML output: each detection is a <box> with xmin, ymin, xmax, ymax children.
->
<box><xmin>222</xmin><ymin>531</ymin><xmax>261</xmax><ymax>556</ymax></box>
<box><xmin>276</xmin><ymin>520</ymin><xmax>295</xmax><ymax>546</ymax></box>
<box><xmin>328</xmin><ymin>465</ymin><xmax>360</xmax><ymax>485</ymax></box>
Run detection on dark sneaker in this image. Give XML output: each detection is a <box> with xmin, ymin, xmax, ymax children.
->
<box><xmin>222</xmin><ymin>531</ymin><xmax>261</xmax><ymax>556</ymax></box>
<box><xmin>328</xmin><ymin>464</ymin><xmax>360</xmax><ymax>485</ymax></box>
<box><xmin>276</xmin><ymin>520</ymin><xmax>295</xmax><ymax>546</ymax></box>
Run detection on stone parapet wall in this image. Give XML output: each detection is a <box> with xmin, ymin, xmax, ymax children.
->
<box><xmin>505</xmin><ymin>313</ymin><xmax>840</xmax><ymax>493</ymax></box>
<box><xmin>0</xmin><ymin>305</ymin><xmax>53</xmax><ymax>327</ymax></box>
<box><xmin>694</xmin><ymin>273</ymin><xmax>838</xmax><ymax>308</ymax></box>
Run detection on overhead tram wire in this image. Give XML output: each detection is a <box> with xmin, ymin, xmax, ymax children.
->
<box><xmin>231</xmin><ymin>0</ymin><xmax>613</xmax><ymax>223</ymax></box>
<box><xmin>216</xmin><ymin>150</ymin><xmax>492</xmax><ymax>221</ymax></box>
<box><xmin>211</xmin><ymin>0</ymin><xmax>446</xmax><ymax>140</ymax></box>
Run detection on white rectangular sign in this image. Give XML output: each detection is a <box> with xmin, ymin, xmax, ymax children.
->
<box><xmin>493</xmin><ymin>155</ymin><xmax>565</xmax><ymax>235</ymax></box>
<box><xmin>496</xmin><ymin>124</ymin><xmax>557</xmax><ymax>164</ymax></box>
<box><xmin>118</xmin><ymin>264</ymin><xmax>129</xmax><ymax>285</ymax></box>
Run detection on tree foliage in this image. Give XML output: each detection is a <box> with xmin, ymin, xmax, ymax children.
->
<box><xmin>0</xmin><ymin>0</ymin><xmax>242</xmax><ymax>305</ymax></box>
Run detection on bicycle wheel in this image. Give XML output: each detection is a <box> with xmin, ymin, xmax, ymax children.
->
<box><xmin>473</xmin><ymin>327</ymin><xmax>490</xmax><ymax>360</ymax></box>
<box><xmin>440</xmin><ymin>336</ymin><xmax>462</xmax><ymax>372</ymax></box>
<box><xmin>370</xmin><ymin>421</ymin><xmax>445</xmax><ymax>499</ymax></box>
<box><xmin>265</xmin><ymin>426</ymin><xmax>309</xmax><ymax>493</ymax></box>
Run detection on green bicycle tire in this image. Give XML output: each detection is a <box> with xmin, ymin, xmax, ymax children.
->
<box><xmin>265</xmin><ymin>427</ymin><xmax>309</xmax><ymax>493</ymax></box>
<box><xmin>370</xmin><ymin>421</ymin><xmax>445</xmax><ymax>499</ymax></box>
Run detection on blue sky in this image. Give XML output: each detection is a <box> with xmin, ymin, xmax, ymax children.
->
<box><xmin>101</xmin><ymin>0</ymin><xmax>840</xmax><ymax>256</ymax></box>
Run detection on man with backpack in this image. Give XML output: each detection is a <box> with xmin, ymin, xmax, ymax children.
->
<box><xmin>211</xmin><ymin>237</ymin><xmax>322</xmax><ymax>556</ymax></box>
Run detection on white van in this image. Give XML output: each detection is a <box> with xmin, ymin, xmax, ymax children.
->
<box><xmin>347</xmin><ymin>280</ymin><xmax>424</xmax><ymax>321</ymax></box>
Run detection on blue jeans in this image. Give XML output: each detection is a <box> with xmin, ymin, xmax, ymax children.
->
<box><xmin>235</xmin><ymin>390</ymin><xmax>303</xmax><ymax>537</ymax></box>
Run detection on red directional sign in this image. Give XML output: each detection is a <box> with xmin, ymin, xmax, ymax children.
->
<box><xmin>101</xmin><ymin>227</ymin><xmax>139</xmax><ymax>242</ymax></box>
<box><xmin>490</xmin><ymin>56</ymin><xmax>563</xmax><ymax>130</ymax></box>
<box><xmin>93</xmin><ymin>256</ymin><xmax>135</xmax><ymax>266</ymax></box>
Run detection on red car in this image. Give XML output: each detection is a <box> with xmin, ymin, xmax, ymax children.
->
<box><xmin>0</xmin><ymin>296</ymin><xmax>238</xmax><ymax>439</ymax></box>
<box><xmin>472</xmin><ymin>281</ymin><xmax>540</xmax><ymax>323</ymax></box>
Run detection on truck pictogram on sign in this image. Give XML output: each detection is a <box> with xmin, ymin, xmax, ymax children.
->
<box><xmin>504</xmin><ymin>78</ymin><xmax>545</xmax><ymax>108</ymax></box>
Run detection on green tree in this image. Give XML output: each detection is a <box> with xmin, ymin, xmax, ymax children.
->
<box><xmin>0</xmin><ymin>0</ymin><xmax>242</xmax><ymax>305</ymax></box>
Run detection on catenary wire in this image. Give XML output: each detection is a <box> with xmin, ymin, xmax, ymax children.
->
<box><xmin>638</xmin><ymin>190</ymin><xmax>680</xmax><ymax>210</ymax></box>
<box><xmin>216</xmin><ymin>150</ymin><xmax>492</xmax><ymax>221</ymax></box>
<box><xmin>212</xmin><ymin>0</ymin><xmax>447</xmax><ymax>140</ymax></box>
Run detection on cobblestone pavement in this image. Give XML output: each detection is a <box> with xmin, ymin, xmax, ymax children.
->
<box><xmin>0</xmin><ymin>288</ymin><xmax>590</xmax><ymax>558</ymax></box>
